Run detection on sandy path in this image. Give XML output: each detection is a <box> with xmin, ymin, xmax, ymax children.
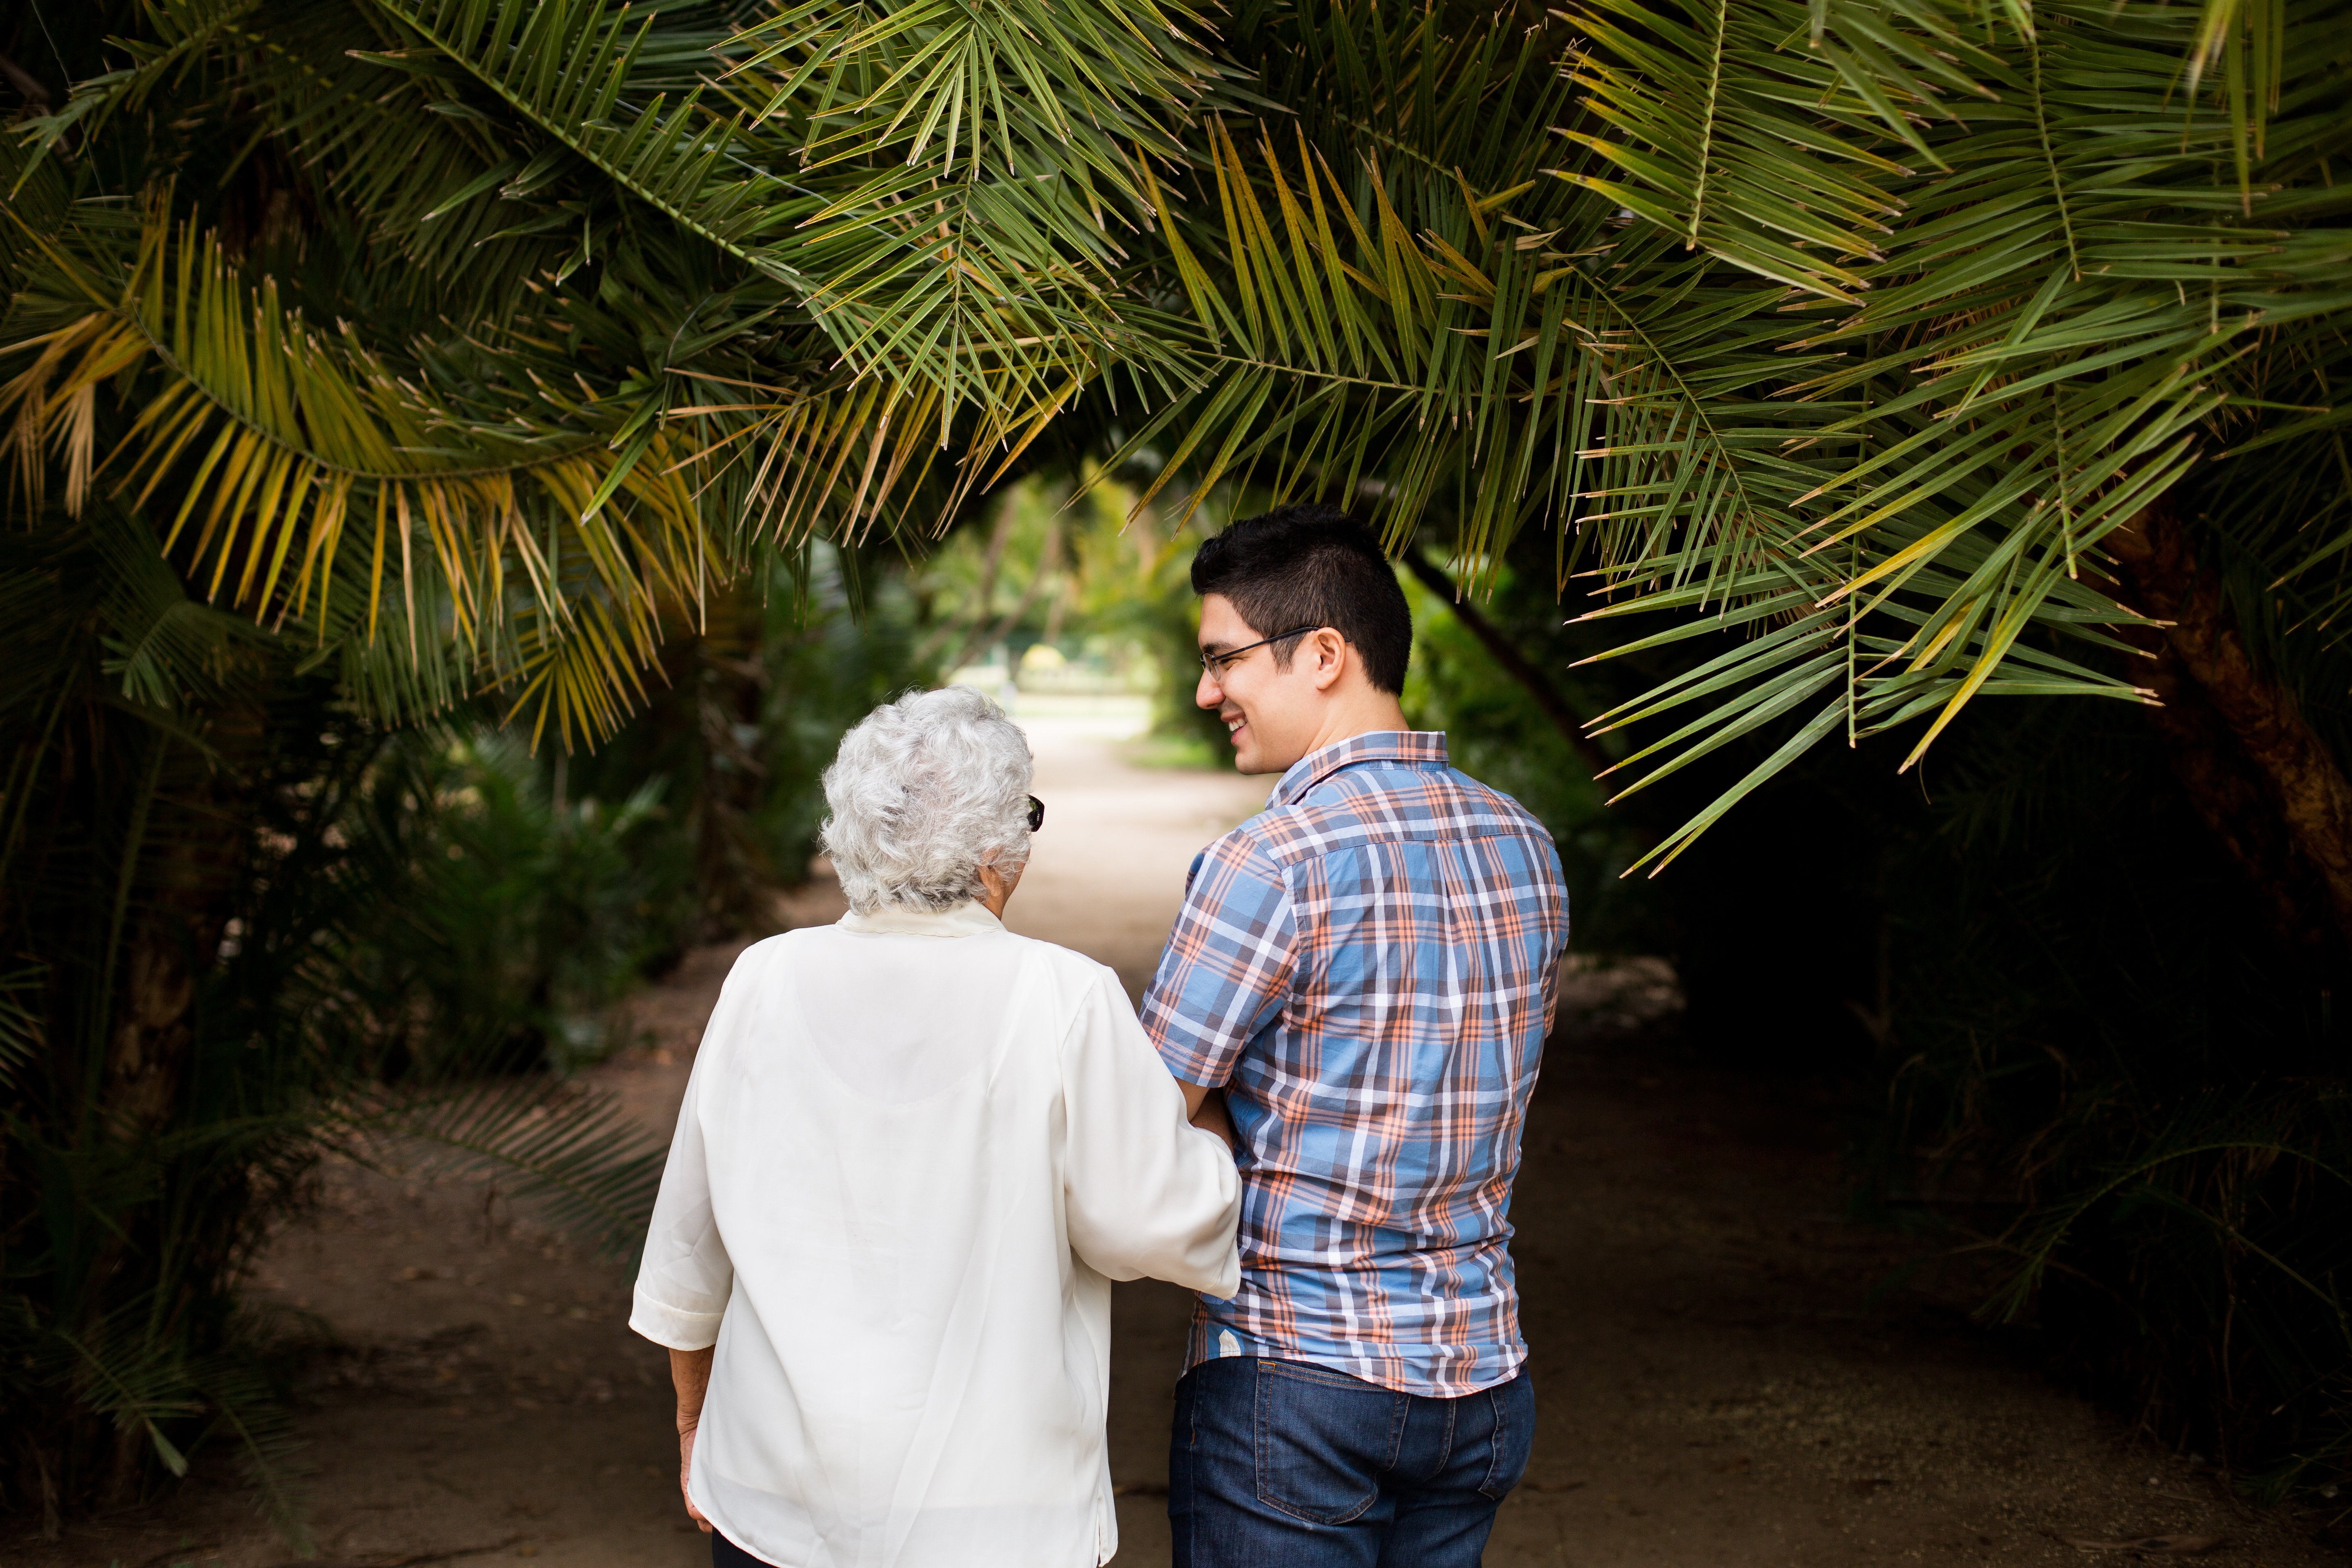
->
<box><xmin>15</xmin><ymin>705</ymin><xmax>2344</xmax><ymax>1568</ymax></box>
<box><xmin>997</xmin><ymin>704</ymin><xmax>1270</xmax><ymax>1000</ymax></box>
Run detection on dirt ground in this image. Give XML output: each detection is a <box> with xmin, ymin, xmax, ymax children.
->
<box><xmin>13</xmin><ymin>699</ymin><xmax>2348</xmax><ymax>1568</ymax></box>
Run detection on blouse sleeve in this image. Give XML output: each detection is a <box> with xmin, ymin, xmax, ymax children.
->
<box><xmin>628</xmin><ymin>957</ymin><xmax>752</xmax><ymax>1351</ymax></box>
<box><xmin>1060</xmin><ymin>965</ymin><xmax>1243</xmax><ymax>1299</ymax></box>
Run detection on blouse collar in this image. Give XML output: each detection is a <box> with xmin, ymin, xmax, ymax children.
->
<box><xmin>837</xmin><ymin>901</ymin><xmax>1005</xmax><ymax>938</ymax></box>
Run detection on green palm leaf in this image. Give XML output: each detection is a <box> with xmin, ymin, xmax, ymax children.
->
<box><xmin>2</xmin><ymin>198</ymin><xmax>718</xmax><ymax>744</ymax></box>
<box><xmin>1536</xmin><ymin>0</ymin><xmax>2351</xmax><ymax>866</ymax></box>
<box><xmin>334</xmin><ymin>1078</ymin><xmax>668</xmax><ymax>1263</ymax></box>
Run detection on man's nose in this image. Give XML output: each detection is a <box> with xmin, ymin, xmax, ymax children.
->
<box><xmin>1196</xmin><ymin>668</ymin><xmax>1221</xmax><ymax>709</ymax></box>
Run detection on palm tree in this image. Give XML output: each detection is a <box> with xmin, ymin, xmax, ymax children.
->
<box><xmin>1</xmin><ymin>0</ymin><xmax>1231</xmax><ymax>1514</ymax></box>
<box><xmin>18</xmin><ymin>0</ymin><xmax>2343</xmax><ymax>893</ymax></box>
<box><xmin>1120</xmin><ymin>0</ymin><xmax>2352</xmax><ymax>924</ymax></box>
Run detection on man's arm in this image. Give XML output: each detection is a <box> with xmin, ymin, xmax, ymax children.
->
<box><xmin>1180</xmin><ymin>1080</ymin><xmax>1238</xmax><ymax>1151</ymax></box>
<box><xmin>670</xmin><ymin>1346</ymin><xmax>714</xmax><ymax>1533</ymax></box>
<box><xmin>1140</xmin><ymin>835</ymin><xmax>1296</xmax><ymax>1142</ymax></box>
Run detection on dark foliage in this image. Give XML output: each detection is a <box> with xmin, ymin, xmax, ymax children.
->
<box><xmin>1410</xmin><ymin>521</ymin><xmax>2352</xmax><ymax>1498</ymax></box>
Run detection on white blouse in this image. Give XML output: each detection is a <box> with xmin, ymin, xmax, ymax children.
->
<box><xmin>630</xmin><ymin>902</ymin><xmax>1241</xmax><ymax>1568</ymax></box>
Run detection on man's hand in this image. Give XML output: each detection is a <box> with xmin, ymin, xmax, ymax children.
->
<box><xmin>670</xmin><ymin>1346</ymin><xmax>715</xmax><ymax>1533</ymax></box>
<box><xmin>1180</xmin><ymin>1080</ymin><xmax>1240</xmax><ymax>1153</ymax></box>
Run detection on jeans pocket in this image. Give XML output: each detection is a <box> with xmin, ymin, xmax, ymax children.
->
<box><xmin>1475</xmin><ymin>1372</ymin><xmax>1537</xmax><ymax>1501</ymax></box>
<box><xmin>1252</xmin><ymin>1361</ymin><xmax>1397</xmax><ymax>1525</ymax></box>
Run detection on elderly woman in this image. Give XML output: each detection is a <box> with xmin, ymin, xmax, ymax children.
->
<box><xmin>630</xmin><ymin>686</ymin><xmax>1241</xmax><ymax>1568</ymax></box>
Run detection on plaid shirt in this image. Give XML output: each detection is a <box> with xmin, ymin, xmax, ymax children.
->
<box><xmin>1141</xmin><ymin>731</ymin><xmax>1568</xmax><ymax>1396</ymax></box>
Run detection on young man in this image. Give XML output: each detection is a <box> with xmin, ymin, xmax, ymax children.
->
<box><xmin>1140</xmin><ymin>505</ymin><xmax>1570</xmax><ymax>1567</ymax></box>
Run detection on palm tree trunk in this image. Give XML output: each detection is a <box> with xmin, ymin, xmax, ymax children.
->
<box><xmin>101</xmin><ymin>739</ymin><xmax>238</xmax><ymax>1145</ymax></box>
<box><xmin>693</xmin><ymin>584</ymin><xmax>774</xmax><ymax>934</ymax></box>
<box><xmin>2109</xmin><ymin>503</ymin><xmax>2352</xmax><ymax>958</ymax></box>
<box><xmin>89</xmin><ymin>748</ymin><xmax>243</xmax><ymax>1505</ymax></box>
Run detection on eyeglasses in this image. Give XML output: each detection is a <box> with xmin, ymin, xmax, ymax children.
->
<box><xmin>1025</xmin><ymin>795</ymin><xmax>1045</xmax><ymax>833</ymax></box>
<box><xmin>1198</xmin><ymin>626</ymin><xmax>1326</xmax><ymax>679</ymax></box>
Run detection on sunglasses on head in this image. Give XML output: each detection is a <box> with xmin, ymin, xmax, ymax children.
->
<box><xmin>1025</xmin><ymin>795</ymin><xmax>1045</xmax><ymax>833</ymax></box>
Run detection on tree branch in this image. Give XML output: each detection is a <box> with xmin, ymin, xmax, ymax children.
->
<box><xmin>1402</xmin><ymin>550</ymin><xmax>1613</xmax><ymax>781</ymax></box>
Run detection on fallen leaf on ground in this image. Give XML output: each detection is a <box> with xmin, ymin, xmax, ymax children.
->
<box><xmin>2060</xmin><ymin>1535</ymin><xmax>2223</xmax><ymax>1555</ymax></box>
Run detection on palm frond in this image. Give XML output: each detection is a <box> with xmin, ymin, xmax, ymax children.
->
<box><xmin>53</xmin><ymin>1310</ymin><xmax>209</xmax><ymax>1480</ymax></box>
<box><xmin>2</xmin><ymin>197</ymin><xmax>719</xmax><ymax>745</ymax></box>
<box><xmin>725</xmin><ymin>0</ymin><xmax>1222</xmax><ymax>438</ymax></box>
<box><xmin>1094</xmin><ymin>7</ymin><xmax>1633</xmax><ymax>568</ymax></box>
<box><xmin>1533</xmin><ymin>0</ymin><xmax>2352</xmax><ymax>867</ymax></box>
<box><xmin>368</xmin><ymin>0</ymin><xmax>819</xmax><ymax>280</ymax></box>
<box><xmin>0</xmin><ymin>965</ymin><xmax>41</xmax><ymax>1093</ymax></box>
<box><xmin>1554</xmin><ymin>0</ymin><xmax>1920</xmax><ymax>301</ymax></box>
<box><xmin>13</xmin><ymin>0</ymin><xmax>265</xmax><ymax>164</ymax></box>
<box><xmin>334</xmin><ymin>1079</ymin><xmax>667</xmax><ymax>1263</ymax></box>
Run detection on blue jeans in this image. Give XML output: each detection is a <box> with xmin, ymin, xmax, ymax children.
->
<box><xmin>1168</xmin><ymin>1356</ymin><xmax>1534</xmax><ymax>1567</ymax></box>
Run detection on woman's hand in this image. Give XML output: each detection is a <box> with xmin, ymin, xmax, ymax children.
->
<box><xmin>670</xmin><ymin>1346</ymin><xmax>716</xmax><ymax>1533</ymax></box>
<box><xmin>679</xmin><ymin>1421</ymin><xmax>711</xmax><ymax>1532</ymax></box>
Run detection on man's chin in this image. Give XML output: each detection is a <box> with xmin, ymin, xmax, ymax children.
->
<box><xmin>1230</xmin><ymin>741</ymin><xmax>1282</xmax><ymax>776</ymax></box>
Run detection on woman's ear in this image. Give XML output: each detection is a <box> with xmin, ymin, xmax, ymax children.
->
<box><xmin>977</xmin><ymin>856</ymin><xmax>1022</xmax><ymax>917</ymax></box>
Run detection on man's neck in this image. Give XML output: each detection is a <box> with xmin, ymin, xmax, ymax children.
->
<box><xmin>1295</xmin><ymin>692</ymin><xmax>1414</xmax><ymax>763</ymax></box>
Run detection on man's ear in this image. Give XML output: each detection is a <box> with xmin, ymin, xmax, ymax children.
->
<box><xmin>1307</xmin><ymin>629</ymin><xmax>1349</xmax><ymax>693</ymax></box>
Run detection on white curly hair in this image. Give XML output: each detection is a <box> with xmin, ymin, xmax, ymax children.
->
<box><xmin>820</xmin><ymin>686</ymin><xmax>1035</xmax><ymax>915</ymax></box>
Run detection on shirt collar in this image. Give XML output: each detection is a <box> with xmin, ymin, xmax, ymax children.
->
<box><xmin>1269</xmin><ymin>730</ymin><xmax>1449</xmax><ymax>808</ymax></box>
<box><xmin>837</xmin><ymin>901</ymin><xmax>1006</xmax><ymax>938</ymax></box>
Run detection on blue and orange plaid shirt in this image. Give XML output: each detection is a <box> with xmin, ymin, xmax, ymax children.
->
<box><xmin>1140</xmin><ymin>731</ymin><xmax>1568</xmax><ymax>1396</ymax></box>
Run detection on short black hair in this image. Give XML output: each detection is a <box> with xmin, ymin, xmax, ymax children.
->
<box><xmin>1190</xmin><ymin>504</ymin><xmax>1412</xmax><ymax>694</ymax></box>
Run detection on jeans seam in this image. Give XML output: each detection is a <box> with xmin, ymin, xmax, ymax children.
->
<box><xmin>1476</xmin><ymin>1385</ymin><xmax>1511</xmax><ymax>1499</ymax></box>
<box><xmin>1177</xmin><ymin>1369</ymin><xmax>1209</xmax><ymax>1568</ymax></box>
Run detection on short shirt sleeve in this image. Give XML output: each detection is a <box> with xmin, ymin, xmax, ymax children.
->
<box><xmin>1138</xmin><ymin>830</ymin><xmax>1296</xmax><ymax>1087</ymax></box>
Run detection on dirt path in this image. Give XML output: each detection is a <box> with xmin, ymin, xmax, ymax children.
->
<box><xmin>16</xmin><ymin>702</ymin><xmax>2345</xmax><ymax>1568</ymax></box>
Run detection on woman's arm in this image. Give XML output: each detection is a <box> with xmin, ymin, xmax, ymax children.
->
<box><xmin>1062</xmin><ymin>970</ymin><xmax>1243</xmax><ymax>1294</ymax></box>
<box><xmin>632</xmin><ymin>956</ymin><xmax>761</xmax><ymax>1534</ymax></box>
<box><xmin>670</xmin><ymin>1346</ymin><xmax>715</xmax><ymax>1532</ymax></box>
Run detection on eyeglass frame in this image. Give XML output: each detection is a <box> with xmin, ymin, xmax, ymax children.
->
<box><xmin>1197</xmin><ymin>625</ymin><xmax>1329</xmax><ymax>679</ymax></box>
<box><xmin>1025</xmin><ymin>795</ymin><xmax>1045</xmax><ymax>833</ymax></box>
